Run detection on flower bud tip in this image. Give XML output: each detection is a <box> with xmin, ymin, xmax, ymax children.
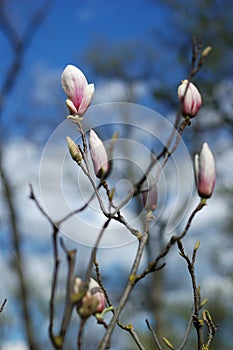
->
<box><xmin>178</xmin><ymin>80</ymin><xmax>202</xmax><ymax>117</ymax></box>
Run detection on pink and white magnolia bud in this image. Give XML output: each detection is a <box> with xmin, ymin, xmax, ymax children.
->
<box><xmin>61</xmin><ymin>65</ymin><xmax>94</xmax><ymax>117</ymax></box>
<box><xmin>73</xmin><ymin>277</ymin><xmax>106</xmax><ymax>318</ymax></box>
<box><xmin>178</xmin><ymin>80</ymin><xmax>202</xmax><ymax>117</ymax></box>
<box><xmin>142</xmin><ymin>181</ymin><xmax>158</xmax><ymax>212</ymax></box>
<box><xmin>87</xmin><ymin>278</ymin><xmax>106</xmax><ymax>313</ymax></box>
<box><xmin>89</xmin><ymin>130</ymin><xmax>109</xmax><ymax>178</ymax></box>
<box><xmin>194</xmin><ymin>142</ymin><xmax>216</xmax><ymax>199</ymax></box>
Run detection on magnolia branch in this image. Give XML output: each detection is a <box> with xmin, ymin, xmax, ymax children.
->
<box><xmin>98</xmin><ymin>213</ymin><xmax>151</xmax><ymax>350</ymax></box>
<box><xmin>28</xmin><ymin>39</ymin><xmax>215</xmax><ymax>350</ymax></box>
<box><xmin>133</xmin><ymin>199</ymin><xmax>206</xmax><ymax>284</ymax></box>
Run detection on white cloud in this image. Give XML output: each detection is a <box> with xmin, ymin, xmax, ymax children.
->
<box><xmin>2</xmin><ymin>341</ymin><xmax>29</xmax><ymax>350</ymax></box>
<box><xmin>93</xmin><ymin>79</ymin><xmax>148</xmax><ymax>103</ymax></box>
<box><xmin>29</xmin><ymin>64</ymin><xmax>61</xmax><ymax>106</ymax></box>
<box><xmin>202</xmin><ymin>275</ymin><xmax>233</xmax><ymax>301</ymax></box>
<box><xmin>217</xmin><ymin>146</ymin><xmax>233</xmax><ymax>187</ymax></box>
<box><xmin>214</xmin><ymin>80</ymin><xmax>233</xmax><ymax>116</ymax></box>
<box><xmin>24</xmin><ymin>253</ymin><xmax>52</xmax><ymax>298</ymax></box>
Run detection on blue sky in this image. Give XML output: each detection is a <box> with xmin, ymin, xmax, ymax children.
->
<box><xmin>22</xmin><ymin>0</ymin><xmax>170</xmax><ymax>68</ymax></box>
<box><xmin>1</xmin><ymin>0</ymin><xmax>186</xmax><ymax>143</ymax></box>
<box><xmin>33</xmin><ymin>0</ymin><xmax>170</xmax><ymax>64</ymax></box>
<box><xmin>1</xmin><ymin>0</ymin><xmax>178</xmax><ymax>139</ymax></box>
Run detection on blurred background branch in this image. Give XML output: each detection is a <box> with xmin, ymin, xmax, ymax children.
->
<box><xmin>0</xmin><ymin>1</ymin><xmax>55</xmax><ymax>349</ymax></box>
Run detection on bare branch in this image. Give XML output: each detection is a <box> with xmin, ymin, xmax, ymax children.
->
<box><xmin>177</xmin><ymin>240</ymin><xmax>204</xmax><ymax>350</ymax></box>
<box><xmin>117</xmin><ymin>322</ymin><xmax>146</xmax><ymax>350</ymax></box>
<box><xmin>29</xmin><ymin>184</ymin><xmax>55</xmax><ymax>227</ymax></box>
<box><xmin>134</xmin><ymin>199</ymin><xmax>206</xmax><ymax>284</ymax></box>
<box><xmin>77</xmin><ymin>319</ymin><xmax>87</xmax><ymax>350</ymax></box>
<box><xmin>0</xmin><ymin>0</ymin><xmax>56</xmax><ymax>115</ymax></box>
<box><xmin>145</xmin><ymin>319</ymin><xmax>163</xmax><ymax>350</ymax></box>
<box><xmin>59</xmin><ymin>239</ymin><xmax>77</xmax><ymax>343</ymax></box>
<box><xmin>0</xmin><ymin>298</ymin><xmax>7</xmax><ymax>313</ymax></box>
<box><xmin>98</xmin><ymin>213</ymin><xmax>151</xmax><ymax>350</ymax></box>
<box><xmin>178</xmin><ymin>314</ymin><xmax>193</xmax><ymax>350</ymax></box>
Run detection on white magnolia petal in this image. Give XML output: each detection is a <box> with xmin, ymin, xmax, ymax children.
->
<box><xmin>61</xmin><ymin>65</ymin><xmax>88</xmax><ymax>108</ymax></box>
<box><xmin>78</xmin><ymin>83</ymin><xmax>95</xmax><ymax>116</ymax></box>
<box><xmin>89</xmin><ymin>129</ymin><xmax>109</xmax><ymax>178</ymax></box>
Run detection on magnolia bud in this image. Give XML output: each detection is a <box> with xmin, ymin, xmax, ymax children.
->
<box><xmin>142</xmin><ymin>181</ymin><xmax>158</xmax><ymax>212</ymax></box>
<box><xmin>89</xmin><ymin>130</ymin><xmax>109</xmax><ymax>178</ymax></box>
<box><xmin>73</xmin><ymin>277</ymin><xmax>106</xmax><ymax>318</ymax></box>
<box><xmin>177</xmin><ymin>80</ymin><xmax>202</xmax><ymax>117</ymax></box>
<box><xmin>201</xmin><ymin>46</ymin><xmax>212</xmax><ymax>59</ymax></box>
<box><xmin>61</xmin><ymin>65</ymin><xmax>94</xmax><ymax>117</ymax></box>
<box><xmin>194</xmin><ymin>142</ymin><xmax>216</xmax><ymax>199</ymax></box>
<box><xmin>66</xmin><ymin>136</ymin><xmax>82</xmax><ymax>164</ymax></box>
<box><xmin>88</xmin><ymin>278</ymin><xmax>106</xmax><ymax>313</ymax></box>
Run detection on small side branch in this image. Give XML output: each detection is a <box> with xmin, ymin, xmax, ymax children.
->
<box><xmin>117</xmin><ymin>321</ymin><xmax>146</xmax><ymax>350</ymax></box>
<box><xmin>0</xmin><ymin>298</ymin><xmax>7</xmax><ymax>313</ymax></box>
<box><xmin>177</xmin><ymin>239</ymin><xmax>218</xmax><ymax>350</ymax></box>
<box><xmin>145</xmin><ymin>319</ymin><xmax>163</xmax><ymax>350</ymax></box>
<box><xmin>134</xmin><ymin>199</ymin><xmax>206</xmax><ymax>284</ymax></box>
<box><xmin>58</xmin><ymin>239</ymin><xmax>77</xmax><ymax>344</ymax></box>
<box><xmin>99</xmin><ymin>213</ymin><xmax>151</xmax><ymax>350</ymax></box>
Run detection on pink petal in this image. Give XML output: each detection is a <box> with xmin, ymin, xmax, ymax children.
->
<box><xmin>196</xmin><ymin>143</ymin><xmax>216</xmax><ymax>198</ymax></box>
<box><xmin>61</xmin><ymin>65</ymin><xmax>88</xmax><ymax>109</ymax></box>
<box><xmin>78</xmin><ymin>83</ymin><xmax>95</xmax><ymax>116</ymax></box>
<box><xmin>89</xmin><ymin>130</ymin><xmax>109</xmax><ymax>178</ymax></box>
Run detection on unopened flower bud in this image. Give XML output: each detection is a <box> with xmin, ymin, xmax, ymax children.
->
<box><xmin>201</xmin><ymin>46</ymin><xmax>212</xmax><ymax>58</ymax></box>
<box><xmin>142</xmin><ymin>181</ymin><xmax>158</xmax><ymax>212</ymax></box>
<box><xmin>88</xmin><ymin>278</ymin><xmax>106</xmax><ymax>313</ymax></box>
<box><xmin>178</xmin><ymin>80</ymin><xmax>202</xmax><ymax>117</ymax></box>
<box><xmin>73</xmin><ymin>277</ymin><xmax>106</xmax><ymax>318</ymax></box>
<box><xmin>61</xmin><ymin>65</ymin><xmax>94</xmax><ymax>117</ymax></box>
<box><xmin>194</xmin><ymin>142</ymin><xmax>216</xmax><ymax>199</ymax></box>
<box><xmin>89</xmin><ymin>130</ymin><xmax>109</xmax><ymax>179</ymax></box>
<box><xmin>66</xmin><ymin>136</ymin><xmax>82</xmax><ymax>164</ymax></box>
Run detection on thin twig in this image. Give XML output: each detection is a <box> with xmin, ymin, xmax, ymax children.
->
<box><xmin>154</xmin><ymin>117</ymin><xmax>190</xmax><ymax>184</ymax></box>
<box><xmin>119</xmin><ymin>323</ymin><xmax>146</xmax><ymax>350</ymax></box>
<box><xmin>134</xmin><ymin>199</ymin><xmax>206</xmax><ymax>284</ymax></box>
<box><xmin>0</xmin><ymin>0</ymin><xmax>56</xmax><ymax>114</ymax></box>
<box><xmin>29</xmin><ymin>184</ymin><xmax>55</xmax><ymax>226</ymax></box>
<box><xmin>29</xmin><ymin>184</ymin><xmax>61</xmax><ymax>348</ymax></box>
<box><xmin>57</xmin><ymin>190</ymin><xmax>97</xmax><ymax>225</ymax></box>
<box><xmin>203</xmin><ymin>310</ymin><xmax>218</xmax><ymax>348</ymax></box>
<box><xmin>84</xmin><ymin>218</ymin><xmax>112</xmax><ymax>286</ymax></box>
<box><xmin>0</xmin><ymin>167</ymin><xmax>39</xmax><ymax>350</ymax></box>
<box><xmin>76</xmin><ymin>119</ymin><xmax>88</xmax><ymax>157</ymax></box>
<box><xmin>77</xmin><ymin>319</ymin><xmax>86</xmax><ymax>350</ymax></box>
<box><xmin>178</xmin><ymin>313</ymin><xmax>193</xmax><ymax>350</ymax></box>
<box><xmin>59</xmin><ymin>239</ymin><xmax>77</xmax><ymax>341</ymax></box>
<box><xmin>114</xmin><ymin>212</ymin><xmax>141</xmax><ymax>237</ymax></box>
<box><xmin>177</xmin><ymin>240</ymin><xmax>203</xmax><ymax>349</ymax></box>
<box><xmin>98</xmin><ymin>214</ymin><xmax>151</xmax><ymax>350</ymax></box>
<box><xmin>94</xmin><ymin>261</ymin><xmax>111</xmax><ymax>307</ymax></box>
<box><xmin>0</xmin><ymin>298</ymin><xmax>7</xmax><ymax>313</ymax></box>
<box><xmin>145</xmin><ymin>319</ymin><xmax>163</xmax><ymax>350</ymax></box>
<box><xmin>49</xmin><ymin>226</ymin><xmax>60</xmax><ymax>348</ymax></box>
<box><xmin>0</xmin><ymin>4</ymin><xmax>56</xmax><ymax>348</ymax></box>
<box><xmin>95</xmin><ymin>259</ymin><xmax>145</xmax><ymax>350</ymax></box>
